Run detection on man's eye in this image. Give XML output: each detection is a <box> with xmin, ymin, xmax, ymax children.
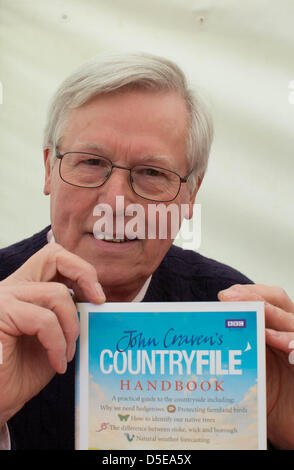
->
<box><xmin>83</xmin><ymin>158</ymin><xmax>102</xmax><ymax>166</ymax></box>
<box><xmin>144</xmin><ymin>168</ymin><xmax>163</xmax><ymax>177</ymax></box>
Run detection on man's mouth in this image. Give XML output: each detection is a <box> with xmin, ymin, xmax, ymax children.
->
<box><xmin>95</xmin><ymin>235</ymin><xmax>138</xmax><ymax>243</ymax></box>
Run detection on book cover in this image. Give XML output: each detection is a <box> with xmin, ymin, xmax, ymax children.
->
<box><xmin>76</xmin><ymin>301</ymin><xmax>266</xmax><ymax>450</ymax></box>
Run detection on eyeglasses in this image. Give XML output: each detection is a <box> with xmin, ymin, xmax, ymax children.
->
<box><xmin>56</xmin><ymin>151</ymin><xmax>193</xmax><ymax>202</ymax></box>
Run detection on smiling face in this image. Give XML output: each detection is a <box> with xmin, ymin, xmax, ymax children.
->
<box><xmin>44</xmin><ymin>88</ymin><xmax>200</xmax><ymax>301</ymax></box>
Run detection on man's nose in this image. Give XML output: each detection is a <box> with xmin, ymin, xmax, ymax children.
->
<box><xmin>97</xmin><ymin>167</ymin><xmax>135</xmax><ymax>207</ymax></box>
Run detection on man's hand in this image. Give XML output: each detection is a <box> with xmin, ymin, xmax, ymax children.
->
<box><xmin>0</xmin><ymin>243</ymin><xmax>105</xmax><ymax>426</ymax></box>
<box><xmin>218</xmin><ymin>284</ymin><xmax>294</xmax><ymax>449</ymax></box>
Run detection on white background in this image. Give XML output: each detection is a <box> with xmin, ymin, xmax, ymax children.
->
<box><xmin>0</xmin><ymin>0</ymin><xmax>293</xmax><ymax>298</ymax></box>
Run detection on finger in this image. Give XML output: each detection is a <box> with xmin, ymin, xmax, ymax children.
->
<box><xmin>219</xmin><ymin>289</ymin><xmax>294</xmax><ymax>332</ymax></box>
<box><xmin>218</xmin><ymin>287</ymin><xmax>294</xmax><ymax>333</ymax></box>
<box><xmin>218</xmin><ymin>287</ymin><xmax>265</xmax><ymax>304</ymax></box>
<box><xmin>218</xmin><ymin>284</ymin><xmax>294</xmax><ymax>313</ymax></box>
<box><xmin>264</xmin><ymin>302</ymin><xmax>294</xmax><ymax>334</ymax></box>
<box><xmin>7</xmin><ymin>282</ymin><xmax>80</xmax><ymax>361</ymax></box>
<box><xmin>266</xmin><ymin>328</ymin><xmax>294</xmax><ymax>357</ymax></box>
<box><xmin>0</xmin><ymin>298</ymin><xmax>68</xmax><ymax>374</ymax></box>
<box><xmin>4</xmin><ymin>243</ymin><xmax>106</xmax><ymax>304</ymax></box>
<box><xmin>252</xmin><ymin>285</ymin><xmax>294</xmax><ymax>312</ymax></box>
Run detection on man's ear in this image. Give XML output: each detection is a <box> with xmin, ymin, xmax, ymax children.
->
<box><xmin>185</xmin><ymin>173</ymin><xmax>204</xmax><ymax>220</ymax></box>
<box><xmin>43</xmin><ymin>148</ymin><xmax>52</xmax><ymax>195</ymax></box>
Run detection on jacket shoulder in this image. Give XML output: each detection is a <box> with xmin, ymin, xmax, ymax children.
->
<box><xmin>145</xmin><ymin>244</ymin><xmax>253</xmax><ymax>302</ymax></box>
<box><xmin>166</xmin><ymin>244</ymin><xmax>252</xmax><ymax>284</ymax></box>
<box><xmin>0</xmin><ymin>227</ymin><xmax>50</xmax><ymax>280</ymax></box>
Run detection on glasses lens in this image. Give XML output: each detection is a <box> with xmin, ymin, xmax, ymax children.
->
<box><xmin>60</xmin><ymin>153</ymin><xmax>111</xmax><ymax>187</ymax></box>
<box><xmin>131</xmin><ymin>165</ymin><xmax>181</xmax><ymax>201</ymax></box>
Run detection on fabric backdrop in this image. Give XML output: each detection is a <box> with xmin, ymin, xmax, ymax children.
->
<box><xmin>0</xmin><ymin>0</ymin><xmax>293</xmax><ymax>298</ymax></box>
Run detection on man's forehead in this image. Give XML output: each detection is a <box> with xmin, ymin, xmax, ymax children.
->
<box><xmin>59</xmin><ymin>89</ymin><xmax>189</xmax><ymax>154</ymax></box>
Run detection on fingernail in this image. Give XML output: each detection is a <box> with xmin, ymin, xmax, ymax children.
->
<box><xmin>67</xmin><ymin>342</ymin><xmax>76</xmax><ymax>362</ymax></box>
<box><xmin>219</xmin><ymin>288</ymin><xmax>240</xmax><ymax>299</ymax></box>
<box><xmin>95</xmin><ymin>282</ymin><xmax>106</xmax><ymax>302</ymax></box>
<box><xmin>60</xmin><ymin>355</ymin><xmax>68</xmax><ymax>374</ymax></box>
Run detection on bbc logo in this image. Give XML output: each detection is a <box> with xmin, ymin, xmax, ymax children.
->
<box><xmin>225</xmin><ymin>319</ymin><xmax>246</xmax><ymax>328</ymax></box>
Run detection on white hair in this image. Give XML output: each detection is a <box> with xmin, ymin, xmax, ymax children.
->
<box><xmin>43</xmin><ymin>52</ymin><xmax>213</xmax><ymax>191</ymax></box>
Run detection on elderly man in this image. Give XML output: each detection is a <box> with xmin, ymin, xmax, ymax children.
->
<box><xmin>0</xmin><ymin>53</ymin><xmax>293</xmax><ymax>450</ymax></box>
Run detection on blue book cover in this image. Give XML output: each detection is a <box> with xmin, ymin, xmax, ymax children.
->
<box><xmin>76</xmin><ymin>301</ymin><xmax>266</xmax><ymax>450</ymax></box>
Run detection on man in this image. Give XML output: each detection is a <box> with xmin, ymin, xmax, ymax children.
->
<box><xmin>0</xmin><ymin>53</ymin><xmax>293</xmax><ymax>449</ymax></box>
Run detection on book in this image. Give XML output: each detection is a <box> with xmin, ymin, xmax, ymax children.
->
<box><xmin>75</xmin><ymin>301</ymin><xmax>266</xmax><ymax>450</ymax></box>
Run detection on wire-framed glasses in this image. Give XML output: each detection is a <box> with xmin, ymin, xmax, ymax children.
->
<box><xmin>56</xmin><ymin>151</ymin><xmax>193</xmax><ymax>202</ymax></box>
